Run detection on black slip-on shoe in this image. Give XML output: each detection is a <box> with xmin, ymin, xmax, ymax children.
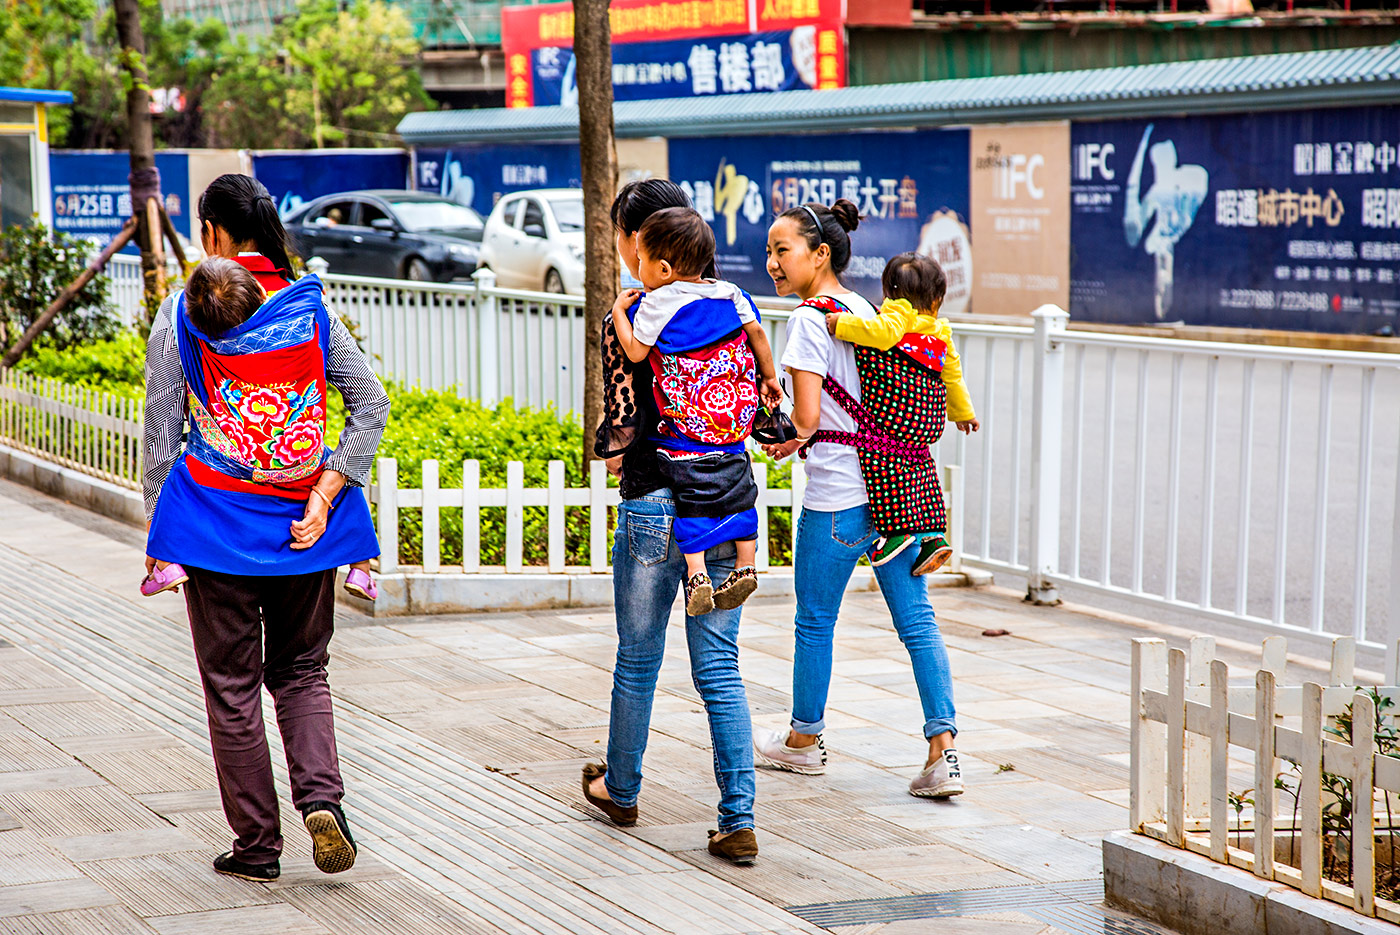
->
<box><xmin>213</xmin><ymin>851</ymin><xmax>280</xmax><ymax>882</ymax></box>
<box><xmin>302</xmin><ymin>800</ymin><xmax>357</xmax><ymax>874</ymax></box>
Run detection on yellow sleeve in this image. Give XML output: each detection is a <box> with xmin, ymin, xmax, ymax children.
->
<box><xmin>937</xmin><ymin>322</ymin><xmax>976</xmax><ymax>423</ymax></box>
<box><xmin>832</xmin><ymin>298</ymin><xmax>915</xmax><ymax>351</ymax></box>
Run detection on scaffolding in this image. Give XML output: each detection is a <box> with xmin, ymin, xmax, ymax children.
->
<box><xmin>160</xmin><ymin>0</ymin><xmax>504</xmax><ymax>46</ymax></box>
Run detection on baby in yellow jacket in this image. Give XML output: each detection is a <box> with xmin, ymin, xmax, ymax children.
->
<box><xmin>823</xmin><ymin>252</ymin><xmax>979</xmax><ymax>573</ymax></box>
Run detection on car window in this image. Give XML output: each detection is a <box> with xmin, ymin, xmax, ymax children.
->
<box><xmin>548</xmin><ymin>198</ymin><xmax>584</xmax><ymax>232</ymax></box>
<box><xmin>521</xmin><ymin>200</ymin><xmax>546</xmax><ymax>236</ymax></box>
<box><xmin>360</xmin><ymin>202</ymin><xmax>391</xmax><ymax>228</ymax></box>
<box><xmin>498</xmin><ymin>198</ymin><xmax>522</xmax><ymax>228</ymax></box>
<box><xmin>306</xmin><ymin>200</ymin><xmax>356</xmax><ymax>228</ymax></box>
<box><xmin>389</xmin><ymin>200</ymin><xmax>482</xmax><ymax>232</ymax></box>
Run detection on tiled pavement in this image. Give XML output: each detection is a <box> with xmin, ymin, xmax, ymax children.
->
<box><xmin>0</xmin><ymin>477</ymin><xmax>1335</xmax><ymax>934</ymax></box>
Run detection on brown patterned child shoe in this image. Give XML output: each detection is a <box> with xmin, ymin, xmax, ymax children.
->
<box><xmin>712</xmin><ymin>566</ymin><xmax>758</xmax><ymax>610</ymax></box>
<box><xmin>685</xmin><ymin>572</ymin><xmax>714</xmax><ymax>615</ymax></box>
<box><xmin>707</xmin><ymin>828</ymin><xmax>758</xmax><ymax>865</ymax></box>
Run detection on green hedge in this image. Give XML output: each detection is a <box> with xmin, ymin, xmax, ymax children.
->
<box><xmin>15</xmin><ymin>331</ymin><xmax>146</xmax><ymax>398</ymax></box>
<box><xmin>17</xmin><ymin>335</ymin><xmax>799</xmax><ymax>568</ymax></box>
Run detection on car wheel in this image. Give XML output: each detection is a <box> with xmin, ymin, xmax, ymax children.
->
<box><xmin>405</xmin><ymin>257</ymin><xmax>433</xmax><ymax>281</ymax></box>
<box><xmin>544</xmin><ymin>268</ymin><xmax>565</xmax><ymax>293</ymax></box>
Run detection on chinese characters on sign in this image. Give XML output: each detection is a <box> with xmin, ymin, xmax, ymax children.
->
<box><xmin>49</xmin><ymin>152</ymin><xmax>190</xmax><ymax>254</ymax></box>
<box><xmin>502</xmin><ymin>0</ymin><xmax>844</xmax><ymax>106</ymax></box>
<box><xmin>1070</xmin><ymin>107</ymin><xmax>1400</xmax><ymax>331</ymax></box>
<box><xmin>666</xmin><ymin>130</ymin><xmax>970</xmax><ymax>301</ymax></box>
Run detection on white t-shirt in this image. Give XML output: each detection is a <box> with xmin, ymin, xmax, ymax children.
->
<box><xmin>779</xmin><ymin>291</ymin><xmax>877</xmax><ymax>511</ymax></box>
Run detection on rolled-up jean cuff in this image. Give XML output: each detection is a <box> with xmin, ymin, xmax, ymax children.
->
<box><xmin>790</xmin><ymin>717</ymin><xmax>824</xmax><ymax>736</ymax></box>
<box><xmin>718</xmin><ymin>821</ymin><xmax>755</xmax><ymax>833</ymax></box>
<box><xmin>604</xmin><ymin>778</ymin><xmax>637</xmax><ymax>809</ymax></box>
<box><xmin>925</xmin><ymin>720</ymin><xmax>957</xmax><ymax>740</ymax></box>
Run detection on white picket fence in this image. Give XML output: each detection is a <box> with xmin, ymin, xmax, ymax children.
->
<box><xmin>0</xmin><ymin>369</ymin><xmax>144</xmax><ymax>488</ymax></box>
<box><xmin>370</xmin><ymin>455</ymin><xmax>965</xmax><ymax>575</ymax></box>
<box><xmin>1131</xmin><ymin>635</ymin><xmax>1400</xmax><ymax>922</ymax></box>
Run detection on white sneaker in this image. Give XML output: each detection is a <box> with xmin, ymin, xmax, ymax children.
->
<box><xmin>753</xmin><ymin>729</ymin><xmax>827</xmax><ymax>775</ymax></box>
<box><xmin>909</xmin><ymin>748</ymin><xmax>964</xmax><ymax>798</ymax></box>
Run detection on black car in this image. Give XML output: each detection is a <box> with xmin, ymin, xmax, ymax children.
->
<box><xmin>285</xmin><ymin>190</ymin><xmax>484</xmax><ymax>282</ymax></box>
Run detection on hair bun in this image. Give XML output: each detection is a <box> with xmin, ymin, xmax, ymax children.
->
<box><xmin>829</xmin><ymin>199</ymin><xmax>860</xmax><ymax>233</ymax></box>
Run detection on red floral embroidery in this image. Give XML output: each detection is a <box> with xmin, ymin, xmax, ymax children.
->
<box><xmin>239</xmin><ymin>388</ymin><xmax>290</xmax><ymax>427</ymax></box>
<box><xmin>271</xmin><ymin>421</ymin><xmax>324</xmax><ymax>465</ymax></box>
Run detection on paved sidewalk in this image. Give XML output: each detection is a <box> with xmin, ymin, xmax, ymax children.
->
<box><xmin>0</xmin><ymin>477</ymin><xmax>1320</xmax><ymax>934</ymax></box>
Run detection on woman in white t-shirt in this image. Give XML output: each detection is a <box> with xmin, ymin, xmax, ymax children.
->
<box><xmin>753</xmin><ymin>199</ymin><xmax>964</xmax><ymax>799</ymax></box>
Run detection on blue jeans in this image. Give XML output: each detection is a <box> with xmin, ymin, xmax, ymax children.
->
<box><xmin>791</xmin><ymin>503</ymin><xmax>958</xmax><ymax>741</ymax></box>
<box><xmin>606</xmin><ymin>491</ymin><xmax>756</xmax><ymax>832</ymax></box>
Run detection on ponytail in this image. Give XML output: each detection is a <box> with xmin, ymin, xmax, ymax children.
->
<box><xmin>198</xmin><ymin>174</ymin><xmax>300</xmax><ymax>277</ymax></box>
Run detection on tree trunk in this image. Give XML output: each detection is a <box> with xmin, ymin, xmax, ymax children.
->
<box><xmin>113</xmin><ymin>0</ymin><xmax>165</xmax><ymax>323</ymax></box>
<box><xmin>573</xmin><ymin>0</ymin><xmax>618</xmax><ymax>467</ymax></box>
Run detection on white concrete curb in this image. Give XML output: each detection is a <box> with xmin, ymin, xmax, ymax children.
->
<box><xmin>1103</xmin><ymin>830</ymin><xmax>1395</xmax><ymax>935</ymax></box>
<box><xmin>339</xmin><ymin>566</ymin><xmax>994</xmax><ymax>616</ymax></box>
<box><xmin>0</xmin><ymin>442</ymin><xmax>145</xmax><ymax>527</ymax></box>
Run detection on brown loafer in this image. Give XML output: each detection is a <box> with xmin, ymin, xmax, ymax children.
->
<box><xmin>580</xmin><ymin>762</ymin><xmax>637</xmax><ymax>826</ymax></box>
<box><xmin>707</xmin><ymin>828</ymin><xmax>758</xmax><ymax>865</ymax></box>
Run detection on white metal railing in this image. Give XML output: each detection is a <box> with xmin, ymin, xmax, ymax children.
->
<box><xmin>68</xmin><ymin>265</ymin><xmax>1400</xmax><ymax>645</ymax></box>
<box><xmin>106</xmin><ymin>253</ymin><xmax>186</xmax><ymax>327</ymax></box>
<box><xmin>0</xmin><ymin>370</ymin><xmax>144</xmax><ymax>489</ymax></box>
<box><xmin>369</xmin><ymin>455</ymin><xmax>964</xmax><ymax>576</ymax></box>
<box><xmin>316</xmin><ymin>265</ymin><xmax>800</xmax><ymax>413</ymax></box>
<box><xmin>947</xmin><ymin>308</ymin><xmax>1400</xmax><ymax>652</ymax></box>
<box><xmin>1131</xmin><ymin>635</ymin><xmax>1400</xmax><ymax>922</ymax></box>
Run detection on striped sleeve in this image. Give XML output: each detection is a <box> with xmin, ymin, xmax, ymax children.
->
<box><xmin>142</xmin><ymin>294</ymin><xmax>186</xmax><ymax>521</ymax></box>
<box><xmin>324</xmin><ymin>312</ymin><xmax>389</xmax><ymax>488</ymax></box>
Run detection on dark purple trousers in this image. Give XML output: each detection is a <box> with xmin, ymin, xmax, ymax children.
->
<box><xmin>183</xmin><ymin>567</ymin><xmax>344</xmax><ymax>865</ymax></box>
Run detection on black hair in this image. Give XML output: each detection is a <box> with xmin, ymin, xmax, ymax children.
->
<box><xmin>198</xmin><ymin>173</ymin><xmax>298</xmax><ymax>278</ymax></box>
<box><xmin>611</xmin><ymin>177</ymin><xmax>717</xmax><ymax>278</ymax></box>
<box><xmin>777</xmin><ymin>199</ymin><xmax>860</xmax><ymax>277</ymax></box>
<box><xmin>185</xmin><ymin>256</ymin><xmax>264</xmax><ymax>337</ymax></box>
<box><xmin>881</xmin><ymin>251</ymin><xmax>947</xmax><ymax>311</ymax></box>
<box><xmin>611</xmin><ymin>178</ymin><xmax>694</xmax><ymax>235</ymax></box>
<box><xmin>637</xmin><ymin>207</ymin><xmax>714</xmax><ymax>279</ymax></box>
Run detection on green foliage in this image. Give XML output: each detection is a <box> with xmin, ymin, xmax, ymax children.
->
<box><xmin>0</xmin><ymin>222</ymin><xmax>118</xmax><ymax>355</ymax></box>
<box><xmin>15</xmin><ymin>330</ymin><xmax>145</xmax><ymax>396</ymax></box>
<box><xmin>5</xmin><ymin>0</ymin><xmax>428</xmax><ymax>150</ymax></box>
<box><xmin>206</xmin><ymin>0</ymin><xmax>432</xmax><ymax>150</ymax></box>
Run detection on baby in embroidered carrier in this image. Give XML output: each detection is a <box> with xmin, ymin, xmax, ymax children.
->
<box><xmin>140</xmin><ymin>258</ymin><xmax>378</xmax><ymax>600</ymax></box>
<box><xmin>610</xmin><ymin>207</ymin><xmax>783</xmax><ymax>615</ymax></box>
<box><xmin>823</xmin><ymin>252</ymin><xmax>979</xmax><ymax>575</ymax></box>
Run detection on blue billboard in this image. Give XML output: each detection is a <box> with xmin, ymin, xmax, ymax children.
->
<box><xmin>666</xmin><ymin>129</ymin><xmax>971</xmax><ymax>301</ymax></box>
<box><xmin>252</xmin><ymin>150</ymin><xmax>410</xmax><ymax>218</ymax></box>
<box><xmin>412</xmin><ymin>144</ymin><xmax>581</xmax><ymax>217</ymax></box>
<box><xmin>49</xmin><ymin>151</ymin><xmax>191</xmax><ymax>254</ymax></box>
<box><xmin>532</xmin><ymin>30</ymin><xmax>819</xmax><ymax>106</ymax></box>
<box><xmin>1070</xmin><ymin>106</ymin><xmax>1400</xmax><ymax>332</ymax></box>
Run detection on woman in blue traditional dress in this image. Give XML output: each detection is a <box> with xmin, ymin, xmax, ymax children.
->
<box><xmin>142</xmin><ymin>174</ymin><xmax>390</xmax><ymax>883</ymax></box>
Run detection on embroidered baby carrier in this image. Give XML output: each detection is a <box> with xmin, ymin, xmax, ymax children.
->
<box><xmin>651</xmin><ymin>331</ymin><xmax>759</xmax><ymax>448</ymax></box>
<box><xmin>145</xmin><ymin>274</ymin><xmax>379</xmax><ymax>575</ymax></box>
<box><xmin>799</xmin><ymin>296</ymin><xmax>949</xmax><ymax>537</ymax></box>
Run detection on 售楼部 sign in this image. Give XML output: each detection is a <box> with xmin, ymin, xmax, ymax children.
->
<box><xmin>667</xmin><ymin>129</ymin><xmax>971</xmax><ymax>305</ymax></box>
<box><xmin>530</xmin><ymin>29</ymin><xmax>828</xmax><ymax>105</ymax></box>
<box><xmin>412</xmin><ymin>144</ymin><xmax>581</xmax><ymax>217</ymax></box>
<box><xmin>1071</xmin><ymin>105</ymin><xmax>1400</xmax><ymax>332</ymax></box>
<box><xmin>502</xmin><ymin>0</ymin><xmax>844</xmax><ymax>107</ymax></box>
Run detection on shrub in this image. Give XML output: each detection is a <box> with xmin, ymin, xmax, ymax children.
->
<box><xmin>16</xmin><ymin>331</ymin><xmax>146</xmax><ymax>397</ymax></box>
<box><xmin>0</xmin><ymin>222</ymin><xmax>119</xmax><ymax>355</ymax></box>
